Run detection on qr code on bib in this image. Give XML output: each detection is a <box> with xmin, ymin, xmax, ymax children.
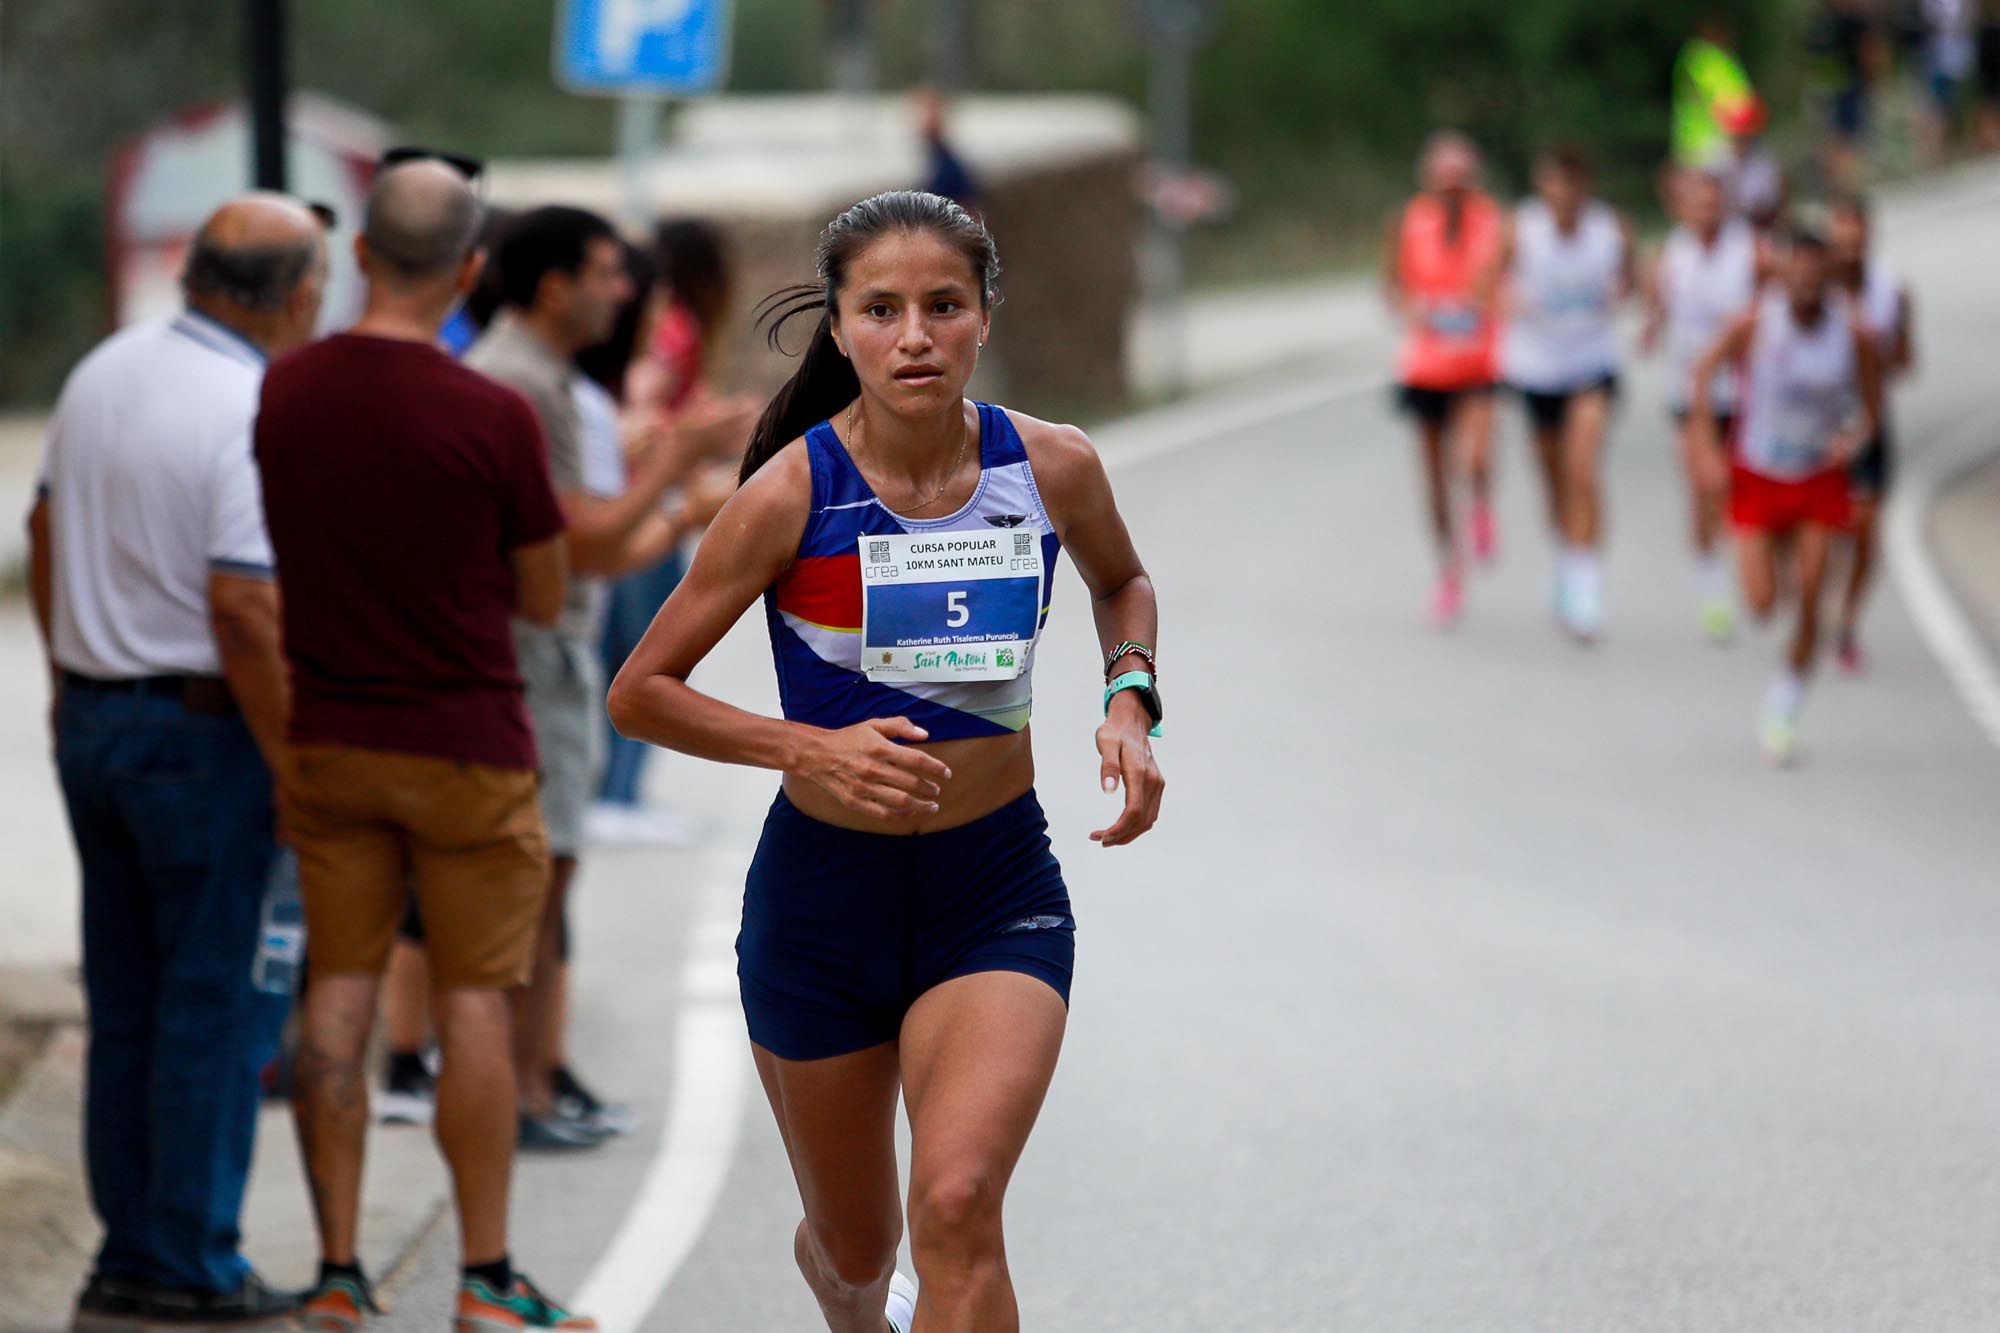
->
<box><xmin>1012</xmin><ymin>533</ymin><xmax>1032</xmax><ymax>556</ymax></box>
<box><xmin>867</xmin><ymin>540</ymin><xmax>891</xmax><ymax>564</ymax></box>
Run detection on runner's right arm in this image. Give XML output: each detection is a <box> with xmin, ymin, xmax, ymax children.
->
<box><xmin>1380</xmin><ymin>212</ymin><xmax>1406</xmax><ymax>316</ymax></box>
<box><xmin>1638</xmin><ymin>244</ymin><xmax>1667</xmax><ymax>353</ymax></box>
<box><xmin>1689</xmin><ymin>308</ymin><xmax>1757</xmax><ymax>455</ymax></box>
<box><xmin>606</xmin><ymin>440</ymin><xmax>952</xmax><ymax>821</ymax></box>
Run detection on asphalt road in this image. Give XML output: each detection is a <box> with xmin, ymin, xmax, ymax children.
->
<box><xmin>374</xmin><ymin>165</ymin><xmax>2000</xmax><ymax>1332</ymax></box>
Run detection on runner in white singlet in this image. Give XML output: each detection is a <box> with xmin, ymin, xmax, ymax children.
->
<box><xmin>1498</xmin><ymin>144</ymin><xmax>1635</xmax><ymax>642</ymax></box>
<box><xmin>1641</xmin><ymin>166</ymin><xmax>1760</xmax><ymax>641</ymax></box>
<box><xmin>1827</xmin><ymin>192</ymin><xmax>1914</xmax><ymax>674</ymax></box>
<box><xmin>1688</xmin><ymin>215</ymin><xmax>1882</xmax><ymax>764</ymax></box>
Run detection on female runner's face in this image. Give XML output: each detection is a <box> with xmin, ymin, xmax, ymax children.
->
<box><xmin>835</xmin><ymin>228</ymin><xmax>990</xmax><ymax>415</ymax></box>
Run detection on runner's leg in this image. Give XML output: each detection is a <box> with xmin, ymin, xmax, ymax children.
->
<box><xmin>1414</xmin><ymin>414</ymin><xmax>1454</xmax><ymax>568</ymax></box>
<box><xmin>753</xmin><ymin>1042</ymin><xmax>905</xmax><ymax>1333</ymax></box>
<box><xmin>1452</xmin><ymin>391</ymin><xmax>1498</xmax><ymax>561</ymax></box>
<box><xmin>1837</xmin><ymin>493</ymin><xmax>1881</xmax><ymax>649</ymax></box>
<box><xmin>900</xmin><ymin>972</ymin><xmax>1067</xmax><ymax>1333</ymax></box>
<box><xmin>1561</xmin><ymin>389</ymin><xmax>1610</xmax><ymax>548</ymax></box>
<box><xmin>1791</xmin><ymin>522</ymin><xmax>1836</xmax><ymax>677</ymax></box>
<box><xmin>1737</xmin><ymin>528</ymin><xmax>1777</xmax><ymax>623</ymax></box>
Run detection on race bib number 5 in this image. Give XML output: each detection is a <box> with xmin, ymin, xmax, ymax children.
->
<box><xmin>860</xmin><ymin>528</ymin><xmax>1043</xmax><ymax>682</ymax></box>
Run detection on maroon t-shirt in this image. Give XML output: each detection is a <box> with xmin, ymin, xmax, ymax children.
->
<box><xmin>256</xmin><ymin>333</ymin><xmax>566</xmax><ymax>769</ymax></box>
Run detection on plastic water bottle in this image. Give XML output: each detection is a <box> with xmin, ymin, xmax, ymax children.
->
<box><xmin>251</xmin><ymin>850</ymin><xmax>305</xmax><ymax>996</ymax></box>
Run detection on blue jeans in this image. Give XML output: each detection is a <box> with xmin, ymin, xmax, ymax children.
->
<box><xmin>54</xmin><ymin>683</ymin><xmax>288</xmax><ymax>1292</ymax></box>
<box><xmin>597</xmin><ymin>552</ymin><xmax>685</xmax><ymax>806</ymax></box>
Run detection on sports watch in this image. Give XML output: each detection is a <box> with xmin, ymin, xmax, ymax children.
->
<box><xmin>1104</xmin><ymin>670</ymin><xmax>1164</xmax><ymax>738</ymax></box>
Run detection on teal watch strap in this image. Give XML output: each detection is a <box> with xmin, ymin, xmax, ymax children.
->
<box><xmin>1104</xmin><ymin>670</ymin><xmax>1164</xmax><ymax>738</ymax></box>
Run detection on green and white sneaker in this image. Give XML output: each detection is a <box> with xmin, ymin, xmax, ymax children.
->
<box><xmin>1760</xmin><ymin>710</ymin><xmax>1798</xmax><ymax>767</ymax></box>
<box><xmin>455</xmin><ymin>1273</ymin><xmax>596</xmax><ymax>1331</ymax></box>
<box><xmin>1701</xmin><ymin>596</ymin><xmax>1735</xmax><ymax>645</ymax></box>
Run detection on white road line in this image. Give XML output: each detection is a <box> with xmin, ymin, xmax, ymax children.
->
<box><xmin>1886</xmin><ymin>411</ymin><xmax>2000</xmax><ymax>750</ymax></box>
<box><xmin>1092</xmin><ymin>369</ymin><xmax>1381</xmax><ymax>470</ymax></box>
<box><xmin>571</xmin><ymin>869</ymin><xmax>750</xmax><ymax>1333</ymax></box>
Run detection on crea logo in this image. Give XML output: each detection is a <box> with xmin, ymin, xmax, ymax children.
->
<box><xmin>996</xmin><ymin>647</ymin><xmax>1016</xmax><ymax>668</ymax></box>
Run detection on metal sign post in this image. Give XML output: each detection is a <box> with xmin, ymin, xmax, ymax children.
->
<box><xmin>1136</xmin><ymin>0</ymin><xmax>1214</xmax><ymax>395</ymax></box>
<box><xmin>555</xmin><ymin>0</ymin><xmax>736</xmax><ymax>229</ymax></box>
<box><xmin>246</xmin><ymin>0</ymin><xmax>289</xmax><ymax>190</ymax></box>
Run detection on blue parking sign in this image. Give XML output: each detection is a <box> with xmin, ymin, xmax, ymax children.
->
<box><xmin>556</xmin><ymin>0</ymin><xmax>734</xmax><ymax>95</ymax></box>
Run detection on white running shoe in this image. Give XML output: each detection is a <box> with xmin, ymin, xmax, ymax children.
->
<box><xmin>884</xmin><ymin>1272</ymin><xmax>917</xmax><ymax>1333</ymax></box>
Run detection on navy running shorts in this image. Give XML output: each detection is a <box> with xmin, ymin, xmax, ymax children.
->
<box><xmin>1516</xmin><ymin>373</ymin><xmax>1619</xmax><ymax>434</ymax></box>
<box><xmin>1848</xmin><ymin>426</ymin><xmax>1893</xmax><ymax>497</ymax></box>
<box><xmin>738</xmin><ymin>787</ymin><xmax>1076</xmax><ymax>1062</ymax></box>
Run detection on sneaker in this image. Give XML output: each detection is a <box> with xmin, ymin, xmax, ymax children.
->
<box><xmin>299</xmin><ymin>1273</ymin><xmax>383</xmax><ymax>1333</ymax></box>
<box><xmin>1701</xmin><ymin>597</ymin><xmax>1736</xmax><ymax>645</ymax></box>
<box><xmin>375</xmin><ymin>1049</ymin><xmax>437</xmax><ymax>1127</ymax></box>
<box><xmin>519</xmin><ymin>1110</ymin><xmax>608</xmax><ymax>1152</ymax></box>
<box><xmin>1835</xmin><ymin>629</ymin><xmax>1866</xmax><ymax>675</ymax></box>
<box><xmin>1760</xmin><ymin>711</ymin><xmax>1799</xmax><ymax>767</ymax></box>
<box><xmin>552</xmin><ymin>1066</ymin><xmax>635</xmax><ymax>1137</ymax></box>
<box><xmin>1470</xmin><ymin>500</ymin><xmax>1498</xmax><ymax>564</ymax></box>
<box><xmin>884</xmin><ymin>1272</ymin><xmax>917</xmax><ymax>1333</ymax></box>
<box><xmin>1561</xmin><ymin>575</ymin><xmax>1601</xmax><ymax>643</ymax></box>
<box><xmin>143</xmin><ymin>1271</ymin><xmax>303</xmax><ymax>1324</ymax></box>
<box><xmin>1427</xmin><ymin>571</ymin><xmax>1464</xmax><ymax>628</ymax></box>
<box><xmin>72</xmin><ymin>1272</ymin><xmax>153</xmax><ymax>1328</ymax></box>
<box><xmin>455</xmin><ymin>1273</ymin><xmax>596</xmax><ymax>1331</ymax></box>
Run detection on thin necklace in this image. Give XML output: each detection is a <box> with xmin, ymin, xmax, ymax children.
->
<box><xmin>848</xmin><ymin>401</ymin><xmax>970</xmax><ymax>514</ymax></box>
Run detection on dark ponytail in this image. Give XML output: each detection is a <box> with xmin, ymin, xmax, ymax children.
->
<box><xmin>741</xmin><ymin>190</ymin><xmax>1000</xmax><ymax>484</ymax></box>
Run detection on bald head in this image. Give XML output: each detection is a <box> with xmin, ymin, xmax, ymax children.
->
<box><xmin>182</xmin><ymin>192</ymin><xmax>327</xmax><ymax>312</ymax></box>
<box><xmin>362</xmin><ymin>160</ymin><xmax>484</xmax><ymax>285</ymax></box>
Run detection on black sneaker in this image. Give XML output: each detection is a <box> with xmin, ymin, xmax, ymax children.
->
<box><xmin>72</xmin><ymin>1272</ymin><xmax>153</xmax><ymax>1328</ymax></box>
<box><xmin>142</xmin><ymin>1270</ymin><xmax>303</xmax><ymax>1324</ymax></box>
<box><xmin>374</xmin><ymin>1047</ymin><xmax>437</xmax><ymax>1126</ymax></box>
<box><xmin>552</xmin><ymin>1065</ymin><xmax>635</xmax><ymax>1137</ymax></box>
<box><xmin>518</xmin><ymin>1109</ymin><xmax>608</xmax><ymax>1152</ymax></box>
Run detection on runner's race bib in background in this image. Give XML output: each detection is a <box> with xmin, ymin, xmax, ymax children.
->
<box><xmin>860</xmin><ymin>529</ymin><xmax>1043</xmax><ymax>682</ymax></box>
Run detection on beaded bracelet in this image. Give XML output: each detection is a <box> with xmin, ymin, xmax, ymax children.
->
<box><xmin>1103</xmin><ymin>640</ymin><xmax>1156</xmax><ymax>680</ymax></box>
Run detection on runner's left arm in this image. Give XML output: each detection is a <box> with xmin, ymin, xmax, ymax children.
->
<box><xmin>1836</xmin><ymin>320</ymin><xmax>1884</xmax><ymax>466</ymax></box>
<box><xmin>1016</xmin><ymin>414</ymin><xmax>1164</xmax><ymax>849</ymax></box>
<box><xmin>1638</xmin><ymin>243</ymin><xmax>1667</xmax><ymax>353</ymax></box>
<box><xmin>1891</xmin><ymin>287</ymin><xmax>1915</xmax><ymax>377</ymax></box>
<box><xmin>1615</xmin><ymin>212</ymin><xmax>1640</xmax><ymax>302</ymax></box>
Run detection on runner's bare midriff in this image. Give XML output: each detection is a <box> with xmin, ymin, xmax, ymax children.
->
<box><xmin>782</xmin><ymin>725</ymin><xmax>1035</xmax><ymax>835</ymax></box>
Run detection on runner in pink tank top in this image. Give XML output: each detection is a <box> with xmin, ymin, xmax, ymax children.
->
<box><xmin>1383</xmin><ymin>131</ymin><xmax>1506</xmax><ymax>627</ymax></box>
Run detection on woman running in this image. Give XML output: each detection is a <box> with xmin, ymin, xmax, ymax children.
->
<box><xmin>1382</xmin><ymin>130</ymin><xmax>1506</xmax><ymax>626</ymax></box>
<box><xmin>607</xmin><ymin>191</ymin><xmax>1165</xmax><ymax>1332</ymax></box>
<box><xmin>1499</xmin><ymin>144</ymin><xmax>1635</xmax><ymax>641</ymax></box>
<box><xmin>1827</xmin><ymin>192</ymin><xmax>1914</xmax><ymax>674</ymax></box>
<box><xmin>1689</xmin><ymin>216</ymin><xmax>1881</xmax><ymax>764</ymax></box>
<box><xmin>1642</xmin><ymin>164</ymin><xmax>1759</xmax><ymax>642</ymax></box>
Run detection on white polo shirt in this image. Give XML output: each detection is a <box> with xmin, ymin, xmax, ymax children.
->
<box><xmin>38</xmin><ymin>311</ymin><xmax>276</xmax><ymax>679</ymax></box>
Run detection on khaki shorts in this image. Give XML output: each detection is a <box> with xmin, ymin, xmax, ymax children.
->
<box><xmin>282</xmin><ymin>744</ymin><xmax>548</xmax><ymax>989</ymax></box>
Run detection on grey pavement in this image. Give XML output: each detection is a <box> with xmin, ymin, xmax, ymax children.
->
<box><xmin>4</xmin><ymin>160</ymin><xmax>2000</xmax><ymax>1332</ymax></box>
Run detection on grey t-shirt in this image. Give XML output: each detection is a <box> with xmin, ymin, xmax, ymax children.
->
<box><xmin>466</xmin><ymin>313</ymin><xmax>595</xmax><ymax>638</ymax></box>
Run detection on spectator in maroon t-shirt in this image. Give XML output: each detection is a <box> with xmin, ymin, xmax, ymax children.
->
<box><xmin>254</xmin><ymin>158</ymin><xmax>593</xmax><ymax>1329</ymax></box>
